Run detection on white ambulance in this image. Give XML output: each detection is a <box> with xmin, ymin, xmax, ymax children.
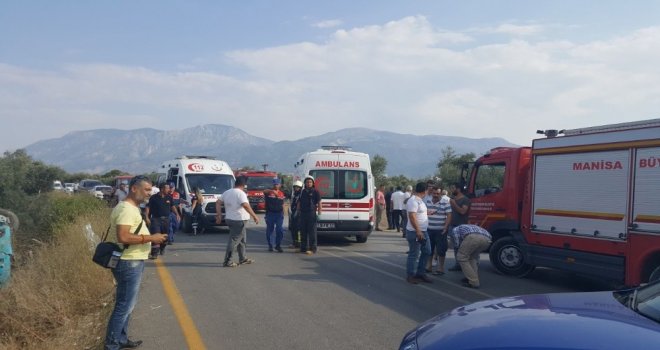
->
<box><xmin>156</xmin><ymin>156</ymin><xmax>235</xmax><ymax>231</ymax></box>
<box><xmin>293</xmin><ymin>146</ymin><xmax>374</xmax><ymax>243</ymax></box>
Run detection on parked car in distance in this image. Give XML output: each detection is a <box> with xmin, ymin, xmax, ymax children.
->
<box><xmin>77</xmin><ymin>179</ymin><xmax>103</xmax><ymax>193</ymax></box>
<box><xmin>399</xmin><ymin>282</ymin><xmax>660</xmax><ymax>350</ymax></box>
<box><xmin>52</xmin><ymin>180</ymin><xmax>63</xmax><ymax>191</ymax></box>
<box><xmin>64</xmin><ymin>183</ymin><xmax>75</xmax><ymax>194</ymax></box>
<box><xmin>90</xmin><ymin>185</ymin><xmax>113</xmax><ymax>200</ymax></box>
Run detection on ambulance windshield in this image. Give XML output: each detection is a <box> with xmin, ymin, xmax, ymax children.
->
<box><xmin>310</xmin><ymin>170</ymin><xmax>368</xmax><ymax>199</ymax></box>
<box><xmin>186</xmin><ymin>174</ymin><xmax>234</xmax><ymax>195</ymax></box>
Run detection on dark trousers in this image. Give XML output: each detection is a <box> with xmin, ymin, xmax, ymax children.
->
<box><xmin>289</xmin><ymin>213</ymin><xmax>300</xmax><ymax>245</ymax></box>
<box><xmin>192</xmin><ymin>208</ymin><xmax>208</xmax><ymax>233</ymax></box>
<box><xmin>392</xmin><ymin>210</ymin><xmax>403</xmax><ymax>231</ymax></box>
<box><xmin>428</xmin><ymin>228</ymin><xmax>439</xmax><ymax>255</ymax></box>
<box><xmin>386</xmin><ymin>209</ymin><xmax>393</xmax><ymax>229</ymax></box>
<box><xmin>401</xmin><ymin>210</ymin><xmax>408</xmax><ymax>234</ymax></box>
<box><xmin>149</xmin><ymin>216</ymin><xmax>169</xmax><ymax>254</ymax></box>
<box><xmin>300</xmin><ymin>211</ymin><xmax>317</xmax><ymax>252</ymax></box>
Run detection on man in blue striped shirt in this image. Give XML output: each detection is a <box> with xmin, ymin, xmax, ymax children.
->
<box><xmin>451</xmin><ymin>224</ymin><xmax>492</xmax><ymax>288</ymax></box>
<box><xmin>425</xmin><ymin>189</ymin><xmax>452</xmax><ymax>274</ymax></box>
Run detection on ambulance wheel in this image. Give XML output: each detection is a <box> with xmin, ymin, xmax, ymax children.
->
<box><xmin>356</xmin><ymin>234</ymin><xmax>368</xmax><ymax>243</ymax></box>
<box><xmin>182</xmin><ymin>214</ymin><xmax>192</xmax><ymax>234</ymax></box>
<box><xmin>489</xmin><ymin>236</ymin><xmax>535</xmax><ymax>277</ymax></box>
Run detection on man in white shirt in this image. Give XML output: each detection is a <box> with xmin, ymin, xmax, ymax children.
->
<box><xmin>390</xmin><ymin>187</ymin><xmax>405</xmax><ymax>232</ymax></box>
<box><xmin>405</xmin><ymin>182</ymin><xmax>432</xmax><ymax>284</ymax></box>
<box><xmin>114</xmin><ymin>183</ymin><xmax>128</xmax><ymax>207</ymax></box>
<box><xmin>216</xmin><ymin>176</ymin><xmax>259</xmax><ymax>267</ymax></box>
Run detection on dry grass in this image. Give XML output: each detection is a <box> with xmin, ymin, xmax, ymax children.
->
<box><xmin>0</xmin><ymin>209</ymin><xmax>115</xmax><ymax>349</ymax></box>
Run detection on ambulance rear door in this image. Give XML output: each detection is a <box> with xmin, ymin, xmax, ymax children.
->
<box><xmin>308</xmin><ymin>154</ymin><xmax>340</xmax><ymax>229</ymax></box>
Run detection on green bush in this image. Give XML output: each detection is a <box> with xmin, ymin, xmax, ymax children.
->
<box><xmin>37</xmin><ymin>192</ymin><xmax>107</xmax><ymax>238</ymax></box>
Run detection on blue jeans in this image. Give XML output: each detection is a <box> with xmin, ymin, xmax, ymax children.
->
<box><xmin>406</xmin><ymin>229</ymin><xmax>431</xmax><ymax>277</ymax></box>
<box><xmin>168</xmin><ymin>212</ymin><xmax>178</xmax><ymax>242</ymax></box>
<box><xmin>265</xmin><ymin>211</ymin><xmax>284</xmax><ymax>248</ymax></box>
<box><xmin>105</xmin><ymin>259</ymin><xmax>145</xmax><ymax>350</ymax></box>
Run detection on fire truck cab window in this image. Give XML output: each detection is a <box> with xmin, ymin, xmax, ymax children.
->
<box><xmin>474</xmin><ymin>163</ymin><xmax>506</xmax><ymax>198</ymax></box>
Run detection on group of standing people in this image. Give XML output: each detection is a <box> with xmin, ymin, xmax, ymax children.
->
<box><xmin>387</xmin><ymin>181</ymin><xmax>492</xmax><ymax>289</ymax></box>
<box><xmin>215</xmin><ymin>174</ymin><xmax>323</xmax><ymax>268</ymax></box>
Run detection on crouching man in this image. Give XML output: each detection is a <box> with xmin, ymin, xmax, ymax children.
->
<box><xmin>451</xmin><ymin>224</ymin><xmax>492</xmax><ymax>289</ymax></box>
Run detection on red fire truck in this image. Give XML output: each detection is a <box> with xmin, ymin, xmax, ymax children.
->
<box><xmin>234</xmin><ymin>170</ymin><xmax>278</xmax><ymax>211</ymax></box>
<box><xmin>464</xmin><ymin>119</ymin><xmax>660</xmax><ymax>286</ymax></box>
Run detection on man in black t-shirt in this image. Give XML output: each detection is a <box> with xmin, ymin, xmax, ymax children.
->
<box><xmin>297</xmin><ymin>176</ymin><xmax>321</xmax><ymax>255</ymax></box>
<box><xmin>448</xmin><ymin>183</ymin><xmax>471</xmax><ymax>271</ymax></box>
<box><xmin>145</xmin><ymin>183</ymin><xmax>179</xmax><ymax>258</ymax></box>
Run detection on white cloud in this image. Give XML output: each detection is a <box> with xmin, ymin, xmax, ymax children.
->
<box><xmin>313</xmin><ymin>19</ymin><xmax>343</xmax><ymax>29</ymax></box>
<box><xmin>492</xmin><ymin>23</ymin><xmax>544</xmax><ymax>36</ymax></box>
<box><xmin>2</xmin><ymin>16</ymin><xmax>660</xmax><ymax>154</ymax></box>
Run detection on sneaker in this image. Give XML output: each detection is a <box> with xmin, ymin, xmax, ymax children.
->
<box><xmin>268</xmin><ymin>246</ymin><xmax>274</xmax><ymax>252</ymax></box>
<box><xmin>462</xmin><ymin>281</ymin><xmax>479</xmax><ymax>289</ymax></box>
<box><xmin>275</xmin><ymin>246</ymin><xmax>283</xmax><ymax>253</ymax></box>
<box><xmin>460</xmin><ymin>277</ymin><xmax>469</xmax><ymax>283</ymax></box>
<box><xmin>148</xmin><ymin>254</ymin><xmax>157</xmax><ymax>260</ymax></box>
<box><xmin>416</xmin><ymin>275</ymin><xmax>433</xmax><ymax>283</ymax></box>
<box><xmin>239</xmin><ymin>258</ymin><xmax>254</xmax><ymax>265</ymax></box>
<box><xmin>120</xmin><ymin>339</ymin><xmax>143</xmax><ymax>349</ymax></box>
<box><xmin>306</xmin><ymin>251</ymin><xmax>313</xmax><ymax>255</ymax></box>
<box><xmin>223</xmin><ymin>261</ymin><xmax>239</xmax><ymax>267</ymax></box>
<box><xmin>406</xmin><ymin>276</ymin><xmax>419</xmax><ymax>284</ymax></box>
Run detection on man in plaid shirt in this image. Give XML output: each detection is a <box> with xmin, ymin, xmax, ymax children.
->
<box><xmin>451</xmin><ymin>224</ymin><xmax>492</xmax><ymax>289</ymax></box>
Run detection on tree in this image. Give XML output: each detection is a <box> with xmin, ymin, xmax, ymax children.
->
<box><xmin>436</xmin><ymin>146</ymin><xmax>476</xmax><ymax>189</ymax></box>
<box><xmin>370</xmin><ymin>154</ymin><xmax>388</xmax><ymax>186</ymax></box>
<box><xmin>0</xmin><ymin>149</ymin><xmax>67</xmax><ymax>230</ymax></box>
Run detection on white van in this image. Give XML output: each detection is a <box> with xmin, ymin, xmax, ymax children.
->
<box><xmin>156</xmin><ymin>156</ymin><xmax>235</xmax><ymax>231</ymax></box>
<box><xmin>293</xmin><ymin>146</ymin><xmax>374</xmax><ymax>243</ymax></box>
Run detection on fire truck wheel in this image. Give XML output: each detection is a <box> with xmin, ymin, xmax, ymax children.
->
<box><xmin>356</xmin><ymin>234</ymin><xmax>368</xmax><ymax>243</ymax></box>
<box><xmin>489</xmin><ymin>236</ymin><xmax>535</xmax><ymax>277</ymax></box>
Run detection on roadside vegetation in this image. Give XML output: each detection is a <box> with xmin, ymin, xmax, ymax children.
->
<box><xmin>0</xmin><ymin>151</ymin><xmax>115</xmax><ymax>349</ymax></box>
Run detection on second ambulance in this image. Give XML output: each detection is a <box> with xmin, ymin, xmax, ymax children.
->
<box><xmin>294</xmin><ymin>146</ymin><xmax>374</xmax><ymax>243</ymax></box>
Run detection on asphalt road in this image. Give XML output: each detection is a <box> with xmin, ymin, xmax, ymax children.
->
<box><xmin>128</xmin><ymin>214</ymin><xmax>614</xmax><ymax>350</ymax></box>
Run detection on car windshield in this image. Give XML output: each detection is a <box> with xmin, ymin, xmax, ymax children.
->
<box><xmin>85</xmin><ymin>180</ymin><xmax>103</xmax><ymax>188</ymax></box>
<box><xmin>634</xmin><ymin>281</ymin><xmax>660</xmax><ymax>322</ymax></box>
<box><xmin>246</xmin><ymin>177</ymin><xmax>274</xmax><ymax>190</ymax></box>
<box><xmin>186</xmin><ymin>174</ymin><xmax>234</xmax><ymax>195</ymax></box>
<box><xmin>96</xmin><ymin>186</ymin><xmax>112</xmax><ymax>191</ymax></box>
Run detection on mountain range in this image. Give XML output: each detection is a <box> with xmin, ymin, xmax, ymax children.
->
<box><xmin>24</xmin><ymin>125</ymin><xmax>518</xmax><ymax>178</ymax></box>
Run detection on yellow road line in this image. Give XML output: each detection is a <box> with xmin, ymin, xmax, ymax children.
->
<box><xmin>154</xmin><ymin>259</ymin><xmax>208</xmax><ymax>350</ymax></box>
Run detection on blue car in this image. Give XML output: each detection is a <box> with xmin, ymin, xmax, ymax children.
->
<box><xmin>400</xmin><ymin>281</ymin><xmax>660</xmax><ymax>349</ymax></box>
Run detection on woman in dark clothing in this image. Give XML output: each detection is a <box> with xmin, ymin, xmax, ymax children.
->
<box><xmin>190</xmin><ymin>187</ymin><xmax>206</xmax><ymax>234</ymax></box>
<box><xmin>297</xmin><ymin>176</ymin><xmax>321</xmax><ymax>255</ymax></box>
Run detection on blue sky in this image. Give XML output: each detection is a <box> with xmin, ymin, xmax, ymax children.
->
<box><xmin>2</xmin><ymin>1</ymin><xmax>660</xmax><ymax>152</ymax></box>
